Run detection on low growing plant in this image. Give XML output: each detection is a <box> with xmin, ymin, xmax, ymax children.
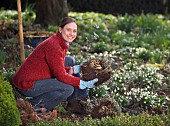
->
<box><xmin>32</xmin><ymin>112</ymin><xmax>170</xmax><ymax>126</ymax></box>
<box><xmin>109</xmin><ymin>62</ymin><xmax>169</xmax><ymax>110</ymax></box>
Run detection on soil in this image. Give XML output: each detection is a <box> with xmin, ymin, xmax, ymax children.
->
<box><xmin>16</xmin><ymin>96</ymin><xmax>122</xmax><ymax>125</ymax></box>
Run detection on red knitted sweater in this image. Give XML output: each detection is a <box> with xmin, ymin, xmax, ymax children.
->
<box><xmin>12</xmin><ymin>32</ymin><xmax>80</xmax><ymax>90</ymax></box>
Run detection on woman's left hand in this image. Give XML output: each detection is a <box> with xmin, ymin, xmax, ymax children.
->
<box><xmin>68</xmin><ymin>65</ymin><xmax>80</xmax><ymax>75</ymax></box>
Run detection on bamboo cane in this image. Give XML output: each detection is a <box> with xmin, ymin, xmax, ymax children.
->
<box><xmin>17</xmin><ymin>0</ymin><xmax>25</xmax><ymax>62</ymax></box>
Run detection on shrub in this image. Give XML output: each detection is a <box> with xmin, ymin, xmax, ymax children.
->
<box><xmin>0</xmin><ymin>75</ymin><xmax>21</xmax><ymax>126</ymax></box>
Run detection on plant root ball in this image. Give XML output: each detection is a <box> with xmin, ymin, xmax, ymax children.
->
<box><xmin>81</xmin><ymin>58</ymin><xmax>112</xmax><ymax>86</ymax></box>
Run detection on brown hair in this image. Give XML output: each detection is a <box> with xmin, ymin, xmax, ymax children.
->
<box><xmin>59</xmin><ymin>17</ymin><xmax>77</xmax><ymax>28</ymax></box>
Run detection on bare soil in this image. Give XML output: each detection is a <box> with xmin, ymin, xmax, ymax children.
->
<box><xmin>16</xmin><ymin>96</ymin><xmax>122</xmax><ymax>125</ymax></box>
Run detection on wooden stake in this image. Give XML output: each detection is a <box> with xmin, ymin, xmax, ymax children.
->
<box><xmin>17</xmin><ymin>0</ymin><xmax>25</xmax><ymax>62</ymax></box>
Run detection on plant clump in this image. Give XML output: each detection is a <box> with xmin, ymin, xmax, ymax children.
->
<box><xmin>81</xmin><ymin>58</ymin><xmax>113</xmax><ymax>86</ymax></box>
<box><xmin>79</xmin><ymin>96</ymin><xmax>121</xmax><ymax>119</ymax></box>
<box><xmin>91</xmin><ymin>98</ymin><xmax>121</xmax><ymax>118</ymax></box>
<box><xmin>16</xmin><ymin>98</ymin><xmax>57</xmax><ymax>126</ymax></box>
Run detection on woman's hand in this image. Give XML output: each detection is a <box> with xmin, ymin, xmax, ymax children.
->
<box><xmin>79</xmin><ymin>78</ymin><xmax>98</xmax><ymax>89</ymax></box>
<box><xmin>68</xmin><ymin>65</ymin><xmax>80</xmax><ymax>74</ymax></box>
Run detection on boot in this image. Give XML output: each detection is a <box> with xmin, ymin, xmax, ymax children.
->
<box><xmin>65</xmin><ymin>100</ymin><xmax>86</xmax><ymax>115</ymax></box>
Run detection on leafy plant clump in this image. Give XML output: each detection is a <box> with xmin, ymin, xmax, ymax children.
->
<box><xmin>16</xmin><ymin>98</ymin><xmax>57</xmax><ymax>125</ymax></box>
<box><xmin>0</xmin><ymin>75</ymin><xmax>21</xmax><ymax>126</ymax></box>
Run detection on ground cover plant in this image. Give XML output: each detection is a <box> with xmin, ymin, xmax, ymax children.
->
<box><xmin>0</xmin><ymin>9</ymin><xmax>170</xmax><ymax>125</ymax></box>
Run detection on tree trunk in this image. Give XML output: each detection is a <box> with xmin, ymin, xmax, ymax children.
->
<box><xmin>35</xmin><ymin>0</ymin><xmax>68</xmax><ymax>27</ymax></box>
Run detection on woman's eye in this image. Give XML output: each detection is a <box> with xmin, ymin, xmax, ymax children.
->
<box><xmin>73</xmin><ymin>30</ymin><xmax>77</xmax><ymax>33</ymax></box>
<box><xmin>67</xmin><ymin>28</ymin><xmax>71</xmax><ymax>32</ymax></box>
<box><xmin>66</xmin><ymin>28</ymin><xmax>77</xmax><ymax>33</ymax></box>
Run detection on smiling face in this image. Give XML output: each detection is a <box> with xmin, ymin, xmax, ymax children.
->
<box><xmin>59</xmin><ymin>22</ymin><xmax>77</xmax><ymax>43</ymax></box>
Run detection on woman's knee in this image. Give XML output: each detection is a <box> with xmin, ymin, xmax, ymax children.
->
<box><xmin>64</xmin><ymin>85</ymin><xmax>74</xmax><ymax>97</ymax></box>
<box><xmin>65</xmin><ymin>56</ymin><xmax>76</xmax><ymax>66</ymax></box>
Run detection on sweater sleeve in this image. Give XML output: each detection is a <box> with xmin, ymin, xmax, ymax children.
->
<box><xmin>45</xmin><ymin>42</ymin><xmax>80</xmax><ymax>87</ymax></box>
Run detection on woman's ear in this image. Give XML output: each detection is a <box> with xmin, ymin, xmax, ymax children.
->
<box><xmin>59</xmin><ymin>27</ymin><xmax>62</xmax><ymax>33</ymax></box>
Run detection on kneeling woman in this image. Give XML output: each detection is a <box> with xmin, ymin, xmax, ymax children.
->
<box><xmin>12</xmin><ymin>17</ymin><xmax>98</xmax><ymax>114</ymax></box>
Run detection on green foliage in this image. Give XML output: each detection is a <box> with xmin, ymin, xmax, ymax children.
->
<box><xmin>32</xmin><ymin>112</ymin><xmax>170</xmax><ymax>126</ymax></box>
<box><xmin>55</xmin><ymin>105</ymin><xmax>68</xmax><ymax>114</ymax></box>
<box><xmin>161</xmin><ymin>112</ymin><xmax>170</xmax><ymax>126</ymax></box>
<box><xmin>25</xmin><ymin>50</ymin><xmax>32</xmax><ymax>58</ymax></box>
<box><xmin>136</xmin><ymin>14</ymin><xmax>165</xmax><ymax>34</ymax></box>
<box><xmin>0</xmin><ymin>75</ymin><xmax>21</xmax><ymax>126</ymax></box>
<box><xmin>22</xmin><ymin>6</ymin><xmax>36</xmax><ymax>24</ymax></box>
<box><xmin>0</xmin><ymin>50</ymin><xmax>6</xmax><ymax>65</ymax></box>
<box><xmin>136</xmin><ymin>48</ymin><xmax>152</xmax><ymax>62</ymax></box>
<box><xmin>91</xmin><ymin>41</ymin><xmax>111</xmax><ymax>53</ymax></box>
<box><xmin>0</xmin><ymin>9</ymin><xmax>18</xmax><ymax>20</ymax></box>
<box><xmin>89</xmin><ymin>85</ymin><xmax>108</xmax><ymax>98</ymax></box>
<box><xmin>117</xmin><ymin>14</ymin><xmax>137</xmax><ymax>33</ymax></box>
<box><xmin>47</xmin><ymin>25</ymin><xmax>58</xmax><ymax>32</ymax></box>
<box><xmin>0</xmin><ymin>68</ymin><xmax>15</xmax><ymax>83</ymax></box>
<box><xmin>69</xmin><ymin>12</ymin><xmax>116</xmax><ymax>47</ymax></box>
<box><xmin>69</xmin><ymin>12</ymin><xmax>170</xmax><ymax>64</ymax></box>
<box><xmin>150</xmin><ymin>49</ymin><xmax>163</xmax><ymax>63</ymax></box>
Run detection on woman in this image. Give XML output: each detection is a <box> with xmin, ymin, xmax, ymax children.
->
<box><xmin>12</xmin><ymin>17</ymin><xmax>98</xmax><ymax>114</ymax></box>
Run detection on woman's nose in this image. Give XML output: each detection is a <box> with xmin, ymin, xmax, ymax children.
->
<box><xmin>69</xmin><ymin>31</ymin><xmax>74</xmax><ymax>35</ymax></box>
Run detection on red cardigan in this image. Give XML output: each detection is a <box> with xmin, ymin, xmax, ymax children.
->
<box><xmin>12</xmin><ymin>32</ymin><xmax>80</xmax><ymax>90</ymax></box>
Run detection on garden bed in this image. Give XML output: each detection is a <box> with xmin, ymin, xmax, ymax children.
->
<box><xmin>0</xmin><ymin>10</ymin><xmax>170</xmax><ymax>125</ymax></box>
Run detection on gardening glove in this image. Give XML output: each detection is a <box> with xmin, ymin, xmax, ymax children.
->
<box><xmin>73</xmin><ymin>65</ymin><xmax>81</xmax><ymax>74</ymax></box>
<box><xmin>80</xmin><ymin>60</ymin><xmax>88</xmax><ymax>66</ymax></box>
<box><xmin>79</xmin><ymin>78</ymin><xmax>98</xmax><ymax>89</ymax></box>
<box><xmin>68</xmin><ymin>65</ymin><xmax>81</xmax><ymax>75</ymax></box>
